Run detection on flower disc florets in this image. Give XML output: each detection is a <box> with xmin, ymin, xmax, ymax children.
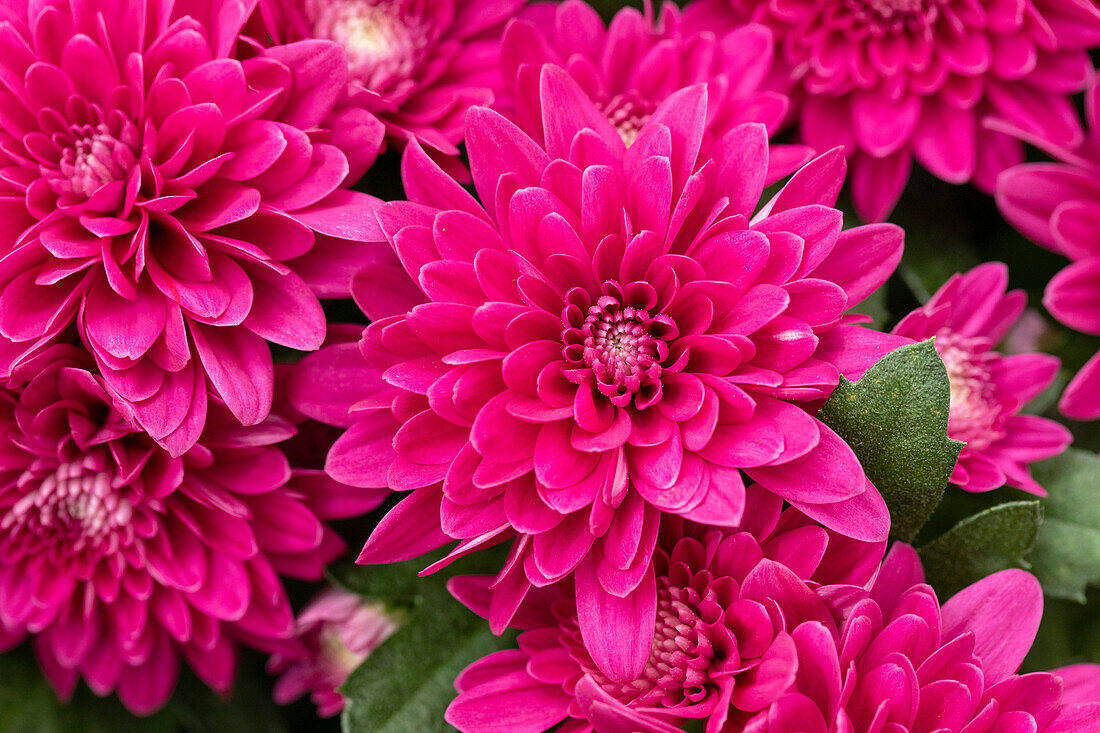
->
<box><xmin>563</xmin><ymin>284</ymin><xmax>680</xmax><ymax>408</ymax></box>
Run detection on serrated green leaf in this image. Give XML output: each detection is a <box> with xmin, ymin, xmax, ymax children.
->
<box><xmin>339</xmin><ymin>579</ymin><xmax>514</xmax><ymax>733</ymax></box>
<box><xmin>337</xmin><ymin>553</ymin><xmax>516</xmax><ymax>733</ymax></box>
<box><xmin>819</xmin><ymin>339</ymin><xmax>963</xmax><ymax>542</ymax></box>
<box><xmin>1029</xmin><ymin>449</ymin><xmax>1100</xmax><ymax>602</ymax></box>
<box><xmin>918</xmin><ymin>500</ymin><xmax>1042</xmax><ymax>598</ymax></box>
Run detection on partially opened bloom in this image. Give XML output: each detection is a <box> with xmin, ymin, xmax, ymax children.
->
<box><xmin>446</xmin><ymin>499</ymin><xmax>885</xmax><ymax>733</ymax></box>
<box><xmin>268</xmin><ymin>588</ymin><xmax>400</xmax><ymax>717</ymax></box>
<box><xmin>686</xmin><ymin>0</ymin><xmax>1100</xmax><ymax>221</ymax></box>
<box><xmin>448</xmin><ymin>540</ymin><xmax>1100</xmax><ymax>732</ymax></box>
<box><xmin>0</xmin><ymin>0</ymin><xmax>383</xmax><ymax>455</ymax></box>
<box><xmin>498</xmin><ymin>0</ymin><xmax>810</xmax><ymax>181</ymax></box>
<box><xmin>292</xmin><ymin>69</ymin><xmax>906</xmax><ymax>679</ymax></box>
<box><xmin>892</xmin><ymin>263</ymin><xmax>1071</xmax><ymax>493</ymax></box>
<box><xmin>0</xmin><ymin>346</ymin><xmax>361</xmax><ymax>714</ymax></box>
<box><xmin>258</xmin><ymin>0</ymin><xmax>523</xmax><ymax>168</ymax></box>
<box><xmin>997</xmin><ymin>83</ymin><xmax>1100</xmax><ymax>421</ymax></box>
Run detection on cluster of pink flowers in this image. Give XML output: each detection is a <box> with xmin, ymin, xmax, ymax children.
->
<box><xmin>0</xmin><ymin>0</ymin><xmax>1098</xmax><ymax>727</ymax></box>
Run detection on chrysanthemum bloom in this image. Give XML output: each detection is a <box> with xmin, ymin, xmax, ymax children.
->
<box><xmin>267</xmin><ymin>588</ymin><xmax>400</xmax><ymax>717</ymax></box>
<box><xmin>892</xmin><ymin>263</ymin><xmax>1070</xmax><ymax>493</ymax></box>
<box><xmin>497</xmin><ymin>0</ymin><xmax>811</xmax><ymax>181</ymax></box>
<box><xmin>446</xmin><ymin>499</ymin><xmax>886</xmax><ymax>733</ymax></box>
<box><xmin>997</xmin><ymin>83</ymin><xmax>1100</xmax><ymax>421</ymax></box>
<box><xmin>292</xmin><ymin>69</ymin><xmax>907</xmax><ymax>679</ymax></box>
<box><xmin>746</xmin><ymin>546</ymin><xmax>1100</xmax><ymax>733</ymax></box>
<box><xmin>0</xmin><ymin>0</ymin><xmax>384</xmax><ymax>456</ymax></box>
<box><xmin>0</xmin><ymin>346</ymin><xmax>366</xmax><ymax>714</ymax></box>
<box><xmin>448</xmin><ymin>540</ymin><xmax>1100</xmax><ymax>732</ymax></box>
<box><xmin>685</xmin><ymin>0</ymin><xmax>1100</xmax><ymax>221</ymax></box>
<box><xmin>257</xmin><ymin>0</ymin><xmax>523</xmax><ymax>171</ymax></box>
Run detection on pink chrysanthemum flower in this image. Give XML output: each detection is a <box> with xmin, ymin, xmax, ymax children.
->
<box><xmin>892</xmin><ymin>263</ymin><xmax>1071</xmax><ymax>493</ymax></box>
<box><xmin>257</xmin><ymin>0</ymin><xmax>523</xmax><ymax>170</ymax></box>
<box><xmin>446</xmin><ymin>497</ymin><xmax>886</xmax><ymax>733</ymax></box>
<box><xmin>447</xmin><ymin>541</ymin><xmax>1100</xmax><ymax>733</ymax></box>
<box><xmin>291</xmin><ymin>69</ymin><xmax>907</xmax><ymax>679</ymax></box>
<box><xmin>0</xmin><ymin>346</ymin><xmax>370</xmax><ymax>714</ymax></box>
<box><xmin>497</xmin><ymin>0</ymin><xmax>811</xmax><ymax>181</ymax></box>
<box><xmin>747</xmin><ymin>546</ymin><xmax>1100</xmax><ymax>733</ymax></box>
<box><xmin>686</xmin><ymin>0</ymin><xmax>1100</xmax><ymax>221</ymax></box>
<box><xmin>997</xmin><ymin>83</ymin><xmax>1100</xmax><ymax>421</ymax></box>
<box><xmin>267</xmin><ymin>588</ymin><xmax>400</xmax><ymax>717</ymax></box>
<box><xmin>0</xmin><ymin>0</ymin><xmax>383</xmax><ymax>456</ymax></box>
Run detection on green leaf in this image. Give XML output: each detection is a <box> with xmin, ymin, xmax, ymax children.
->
<box><xmin>819</xmin><ymin>339</ymin><xmax>963</xmax><ymax>542</ymax></box>
<box><xmin>918</xmin><ymin>500</ymin><xmax>1042</xmax><ymax>598</ymax></box>
<box><xmin>338</xmin><ymin>554</ymin><xmax>516</xmax><ymax>733</ymax></box>
<box><xmin>0</xmin><ymin>646</ymin><xmax>177</xmax><ymax>733</ymax></box>
<box><xmin>1029</xmin><ymin>449</ymin><xmax>1100</xmax><ymax>602</ymax></box>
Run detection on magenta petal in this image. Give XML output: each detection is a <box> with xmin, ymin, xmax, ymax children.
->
<box><xmin>784</xmin><ymin>478</ymin><xmax>890</xmax><ymax>543</ymax></box>
<box><xmin>242</xmin><ymin>268</ymin><xmax>325</xmax><ymax>351</ymax></box>
<box><xmin>746</xmin><ymin>420</ymin><xmax>863</xmax><ymax>504</ymax></box>
<box><xmin>573</xmin><ymin>675</ymin><xmax>684</xmax><ymax>733</ymax></box>
<box><xmin>941</xmin><ymin>569</ymin><xmax>1043</xmax><ymax>685</ymax></box>
<box><xmin>288</xmin><ymin>342</ymin><xmax>381</xmax><ymax>428</ymax></box>
<box><xmin>325</xmin><ymin>410</ymin><xmax>399</xmax><ymax>488</ymax></box>
<box><xmin>83</xmin><ymin>278</ymin><xmax>166</xmax><ymax>361</ymax></box>
<box><xmin>466</xmin><ymin>107</ymin><xmax>551</xmax><ymax>220</ymax></box>
<box><xmin>1045</xmin><ymin>258</ymin><xmax>1100</xmax><ymax>335</ymax></box>
<box><xmin>575</xmin><ymin>554</ymin><xmax>656</xmax><ymax>684</ymax></box>
<box><xmin>445</xmin><ymin>660</ymin><xmax>569</xmax><ymax>733</ymax></box>
<box><xmin>357</xmin><ymin>488</ymin><xmax>450</xmax><ymax>564</ymax></box>
<box><xmin>190</xmin><ymin>323</ymin><xmax>273</xmax><ymax>426</ymax></box>
<box><xmin>539</xmin><ymin>65</ymin><xmax>622</xmax><ymax>161</ymax></box>
<box><xmin>1060</xmin><ymin>351</ymin><xmax>1100</xmax><ymax>420</ymax></box>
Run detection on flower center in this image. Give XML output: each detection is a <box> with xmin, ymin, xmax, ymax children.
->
<box><xmin>937</xmin><ymin>332</ymin><xmax>1005</xmax><ymax>449</ymax></box>
<box><xmin>563</xmin><ymin>292</ymin><xmax>676</xmax><ymax>409</ymax></box>
<box><xmin>2</xmin><ymin>459</ymin><xmax>132</xmax><ymax>553</ymax></box>
<box><xmin>305</xmin><ymin>0</ymin><xmax>429</xmax><ymax>90</ymax></box>
<box><xmin>55</xmin><ymin>123</ymin><xmax>137</xmax><ymax>200</ymax></box>
<box><xmin>843</xmin><ymin>0</ymin><xmax>943</xmax><ymax>34</ymax></box>
<box><xmin>600</xmin><ymin>92</ymin><xmax>654</xmax><ymax>147</ymax></box>
<box><xmin>636</xmin><ymin>585</ymin><xmax>717</xmax><ymax>704</ymax></box>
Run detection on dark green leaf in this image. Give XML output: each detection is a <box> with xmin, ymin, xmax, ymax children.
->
<box><xmin>1029</xmin><ymin>449</ymin><xmax>1100</xmax><ymax>602</ymax></box>
<box><xmin>338</xmin><ymin>554</ymin><xmax>516</xmax><ymax>733</ymax></box>
<box><xmin>918</xmin><ymin>500</ymin><xmax>1042</xmax><ymax>598</ymax></box>
<box><xmin>0</xmin><ymin>646</ymin><xmax>176</xmax><ymax>733</ymax></box>
<box><xmin>819</xmin><ymin>339</ymin><xmax>963</xmax><ymax>541</ymax></box>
